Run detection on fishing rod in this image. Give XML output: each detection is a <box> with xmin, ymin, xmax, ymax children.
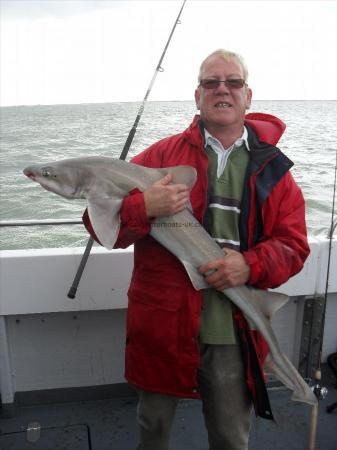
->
<box><xmin>308</xmin><ymin>147</ymin><xmax>337</xmax><ymax>450</ymax></box>
<box><xmin>67</xmin><ymin>0</ymin><xmax>187</xmax><ymax>299</ymax></box>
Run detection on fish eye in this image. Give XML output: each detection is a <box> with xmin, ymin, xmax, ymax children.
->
<box><xmin>41</xmin><ymin>167</ymin><xmax>56</xmax><ymax>178</ymax></box>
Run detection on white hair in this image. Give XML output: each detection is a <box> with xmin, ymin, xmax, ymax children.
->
<box><xmin>198</xmin><ymin>49</ymin><xmax>249</xmax><ymax>82</ymax></box>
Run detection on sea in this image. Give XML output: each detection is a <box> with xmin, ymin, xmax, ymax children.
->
<box><xmin>0</xmin><ymin>100</ymin><xmax>336</xmax><ymax>251</ymax></box>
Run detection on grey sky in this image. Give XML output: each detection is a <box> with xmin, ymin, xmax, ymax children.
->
<box><xmin>1</xmin><ymin>0</ymin><xmax>337</xmax><ymax>106</ymax></box>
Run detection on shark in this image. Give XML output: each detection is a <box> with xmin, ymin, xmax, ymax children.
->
<box><xmin>23</xmin><ymin>156</ymin><xmax>317</xmax><ymax>406</ymax></box>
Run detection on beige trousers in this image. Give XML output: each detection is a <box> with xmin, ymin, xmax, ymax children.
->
<box><xmin>136</xmin><ymin>343</ymin><xmax>252</xmax><ymax>450</ymax></box>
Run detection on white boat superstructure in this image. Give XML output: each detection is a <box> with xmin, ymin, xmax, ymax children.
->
<box><xmin>0</xmin><ymin>234</ymin><xmax>336</xmax><ymax>416</ymax></box>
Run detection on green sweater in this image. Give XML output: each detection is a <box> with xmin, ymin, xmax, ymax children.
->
<box><xmin>199</xmin><ymin>142</ymin><xmax>249</xmax><ymax>344</ymax></box>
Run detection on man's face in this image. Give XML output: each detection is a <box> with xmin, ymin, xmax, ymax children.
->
<box><xmin>195</xmin><ymin>55</ymin><xmax>252</xmax><ymax>132</ymax></box>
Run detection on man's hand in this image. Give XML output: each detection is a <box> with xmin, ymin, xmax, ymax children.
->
<box><xmin>144</xmin><ymin>173</ymin><xmax>190</xmax><ymax>218</ymax></box>
<box><xmin>198</xmin><ymin>248</ymin><xmax>251</xmax><ymax>291</ymax></box>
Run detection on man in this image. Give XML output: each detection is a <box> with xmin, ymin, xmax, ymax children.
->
<box><xmin>84</xmin><ymin>49</ymin><xmax>310</xmax><ymax>450</ymax></box>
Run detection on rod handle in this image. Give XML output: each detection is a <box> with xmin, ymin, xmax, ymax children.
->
<box><xmin>67</xmin><ymin>236</ymin><xmax>94</xmax><ymax>299</ymax></box>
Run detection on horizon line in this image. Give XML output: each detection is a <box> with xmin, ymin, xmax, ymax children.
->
<box><xmin>1</xmin><ymin>99</ymin><xmax>337</xmax><ymax>108</ymax></box>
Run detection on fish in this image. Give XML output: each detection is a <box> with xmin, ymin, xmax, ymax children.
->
<box><xmin>23</xmin><ymin>156</ymin><xmax>317</xmax><ymax>406</ymax></box>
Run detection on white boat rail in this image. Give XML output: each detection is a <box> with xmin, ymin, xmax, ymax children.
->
<box><xmin>0</xmin><ymin>227</ymin><xmax>336</xmax><ymax>414</ymax></box>
<box><xmin>1</xmin><ymin>216</ymin><xmax>336</xmax><ymax>237</ymax></box>
<box><xmin>0</xmin><ymin>219</ymin><xmax>83</xmax><ymax>227</ymax></box>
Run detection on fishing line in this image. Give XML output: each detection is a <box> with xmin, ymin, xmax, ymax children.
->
<box><xmin>67</xmin><ymin>0</ymin><xmax>187</xmax><ymax>299</ymax></box>
<box><xmin>316</xmin><ymin>146</ymin><xmax>337</xmax><ymax>374</ymax></box>
<box><xmin>308</xmin><ymin>146</ymin><xmax>337</xmax><ymax>450</ymax></box>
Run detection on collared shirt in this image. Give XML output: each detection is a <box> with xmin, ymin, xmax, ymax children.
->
<box><xmin>204</xmin><ymin>127</ymin><xmax>250</xmax><ymax>178</ymax></box>
<box><xmin>200</xmin><ymin>129</ymin><xmax>251</xmax><ymax>345</ymax></box>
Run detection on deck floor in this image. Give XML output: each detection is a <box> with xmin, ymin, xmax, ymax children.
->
<box><xmin>1</xmin><ymin>387</ymin><xmax>337</xmax><ymax>449</ymax></box>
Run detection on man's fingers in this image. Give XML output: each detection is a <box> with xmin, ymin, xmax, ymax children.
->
<box><xmin>144</xmin><ymin>175</ymin><xmax>190</xmax><ymax>218</ymax></box>
<box><xmin>155</xmin><ymin>173</ymin><xmax>173</xmax><ymax>186</ymax></box>
<box><xmin>198</xmin><ymin>251</ymin><xmax>250</xmax><ymax>290</ymax></box>
<box><xmin>199</xmin><ymin>260</ymin><xmax>220</xmax><ymax>274</ymax></box>
<box><xmin>155</xmin><ymin>174</ymin><xmax>189</xmax><ymax>194</ymax></box>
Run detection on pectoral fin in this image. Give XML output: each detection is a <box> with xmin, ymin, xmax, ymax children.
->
<box><xmin>246</xmin><ymin>288</ymin><xmax>289</xmax><ymax>319</ymax></box>
<box><xmin>87</xmin><ymin>197</ymin><xmax>122</xmax><ymax>250</ymax></box>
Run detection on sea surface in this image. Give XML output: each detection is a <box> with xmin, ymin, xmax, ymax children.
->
<box><xmin>0</xmin><ymin>100</ymin><xmax>336</xmax><ymax>250</ymax></box>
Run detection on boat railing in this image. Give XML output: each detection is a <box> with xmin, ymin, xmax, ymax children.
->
<box><xmin>1</xmin><ymin>216</ymin><xmax>337</xmax><ymax>237</ymax></box>
<box><xmin>0</xmin><ymin>218</ymin><xmax>336</xmax><ymax>411</ymax></box>
<box><xmin>0</xmin><ymin>219</ymin><xmax>83</xmax><ymax>227</ymax></box>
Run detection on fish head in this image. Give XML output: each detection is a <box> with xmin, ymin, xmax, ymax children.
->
<box><xmin>23</xmin><ymin>160</ymin><xmax>87</xmax><ymax>199</ymax></box>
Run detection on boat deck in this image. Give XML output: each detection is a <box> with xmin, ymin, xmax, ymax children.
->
<box><xmin>1</xmin><ymin>382</ymin><xmax>336</xmax><ymax>450</ymax></box>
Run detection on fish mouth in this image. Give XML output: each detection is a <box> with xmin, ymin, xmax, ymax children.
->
<box><xmin>23</xmin><ymin>168</ymin><xmax>37</xmax><ymax>181</ymax></box>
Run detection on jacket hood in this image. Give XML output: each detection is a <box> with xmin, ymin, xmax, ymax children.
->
<box><xmin>184</xmin><ymin>113</ymin><xmax>286</xmax><ymax>148</ymax></box>
<box><xmin>245</xmin><ymin>112</ymin><xmax>286</xmax><ymax>147</ymax></box>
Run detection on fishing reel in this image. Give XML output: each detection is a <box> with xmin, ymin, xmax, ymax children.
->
<box><xmin>311</xmin><ymin>383</ymin><xmax>328</xmax><ymax>401</ymax></box>
<box><xmin>310</xmin><ymin>369</ymin><xmax>328</xmax><ymax>400</ymax></box>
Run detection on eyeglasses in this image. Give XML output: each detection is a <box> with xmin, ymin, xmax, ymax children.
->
<box><xmin>199</xmin><ymin>79</ymin><xmax>247</xmax><ymax>90</ymax></box>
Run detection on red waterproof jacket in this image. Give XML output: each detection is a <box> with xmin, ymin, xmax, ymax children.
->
<box><xmin>83</xmin><ymin>113</ymin><xmax>310</xmax><ymax>419</ymax></box>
